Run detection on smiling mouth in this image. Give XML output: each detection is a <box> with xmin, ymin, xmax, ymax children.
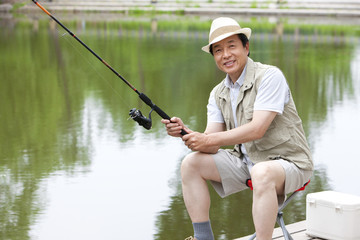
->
<box><xmin>224</xmin><ymin>60</ymin><xmax>235</xmax><ymax>67</ymax></box>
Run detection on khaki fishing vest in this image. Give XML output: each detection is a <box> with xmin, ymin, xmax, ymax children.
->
<box><xmin>214</xmin><ymin>58</ymin><xmax>313</xmax><ymax>170</ymax></box>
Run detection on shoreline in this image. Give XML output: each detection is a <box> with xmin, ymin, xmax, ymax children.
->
<box><xmin>2</xmin><ymin>0</ymin><xmax>360</xmax><ymax>19</ymax></box>
<box><xmin>2</xmin><ymin>1</ymin><xmax>360</xmax><ymax>29</ymax></box>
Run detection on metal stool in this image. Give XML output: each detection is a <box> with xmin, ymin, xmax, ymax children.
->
<box><xmin>246</xmin><ymin>179</ymin><xmax>310</xmax><ymax>240</ymax></box>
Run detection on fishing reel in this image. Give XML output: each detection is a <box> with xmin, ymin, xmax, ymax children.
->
<box><xmin>129</xmin><ymin>108</ymin><xmax>153</xmax><ymax>130</ymax></box>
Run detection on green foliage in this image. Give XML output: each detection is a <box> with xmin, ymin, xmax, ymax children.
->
<box><xmin>10</xmin><ymin>1</ymin><xmax>27</xmax><ymax>12</ymax></box>
<box><xmin>251</xmin><ymin>0</ymin><xmax>257</xmax><ymax>8</ymax></box>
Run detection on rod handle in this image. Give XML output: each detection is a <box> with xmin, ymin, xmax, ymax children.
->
<box><xmin>139</xmin><ymin>93</ymin><xmax>187</xmax><ymax>135</ymax></box>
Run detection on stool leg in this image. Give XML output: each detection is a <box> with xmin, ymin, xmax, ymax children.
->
<box><xmin>248</xmin><ymin>232</ymin><xmax>256</xmax><ymax>240</ymax></box>
<box><xmin>248</xmin><ymin>212</ymin><xmax>294</xmax><ymax>240</ymax></box>
<box><xmin>247</xmin><ymin>189</ymin><xmax>303</xmax><ymax>240</ymax></box>
<box><xmin>277</xmin><ymin>211</ymin><xmax>294</xmax><ymax>240</ymax></box>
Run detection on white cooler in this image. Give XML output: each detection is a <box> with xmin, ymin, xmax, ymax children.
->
<box><xmin>306</xmin><ymin>191</ymin><xmax>360</xmax><ymax>240</ymax></box>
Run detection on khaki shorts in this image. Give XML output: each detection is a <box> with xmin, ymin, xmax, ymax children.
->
<box><xmin>210</xmin><ymin>149</ymin><xmax>313</xmax><ymax>198</ymax></box>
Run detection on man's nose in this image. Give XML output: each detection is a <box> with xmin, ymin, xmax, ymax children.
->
<box><xmin>223</xmin><ymin>48</ymin><xmax>231</xmax><ymax>58</ymax></box>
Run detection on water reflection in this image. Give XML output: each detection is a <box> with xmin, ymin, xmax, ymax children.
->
<box><xmin>0</xmin><ymin>16</ymin><xmax>359</xmax><ymax>240</ymax></box>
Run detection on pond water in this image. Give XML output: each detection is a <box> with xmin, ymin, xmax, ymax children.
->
<box><xmin>1</xmin><ymin>14</ymin><xmax>360</xmax><ymax>240</ymax></box>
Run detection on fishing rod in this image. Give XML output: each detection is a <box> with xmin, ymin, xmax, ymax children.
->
<box><xmin>32</xmin><ymin>0</ymin><xmax>187</xmax><ymax>135</ymax></box>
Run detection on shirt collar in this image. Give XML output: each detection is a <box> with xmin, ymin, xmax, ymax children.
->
<box><xmin>224</xmin><ymin>63</ymin><xmax>248</xmax><ymax>89</ymax></box>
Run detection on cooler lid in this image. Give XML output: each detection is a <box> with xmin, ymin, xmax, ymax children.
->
<box><xmin>307</xmin><ymin>191</ymin><xmax>360</xmax><ymax>211</ymax></box>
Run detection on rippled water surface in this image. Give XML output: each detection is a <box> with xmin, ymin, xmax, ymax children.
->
<box><xmin>1</xmin><ymin>14</ymin><xmax>360</xmax><ymax>240</ymax></box>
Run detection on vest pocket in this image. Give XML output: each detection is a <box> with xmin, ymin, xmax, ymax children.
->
<box><xmin>244</xmin><ymin>107</ymin><xmax>254</xmax><ymax>122</ymax></box>
<box><xmin>224</xmin><ymin>117</ymin><xmax>232</xmax><ymax>131</ymax></box>
<box><xmin>253</xmin><ymin>125</ymin><xmax>291</xmax><ymax>151</ymax></box>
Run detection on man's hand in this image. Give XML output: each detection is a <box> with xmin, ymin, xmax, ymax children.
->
<box><xmin>182</xmin><ymin>132</ymin><xmax>219</xmax><ymax>154</ymax></box>
<box><xmin>182</xmin><ymin>132</ymin><xmax>210</xmax><ymax>152</ymax></box>
<box><xmin>161</xmin><ymin>117</ymin><xmax>191</xmax><ymax>138</ymax></box>
<box><xmin>161</xmin><ymin>118</ymin><xmax>221</xmax><ymax>153</ymax></box>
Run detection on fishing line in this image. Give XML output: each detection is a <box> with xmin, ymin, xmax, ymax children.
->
<box><xmin>32</xmin><ymin>0</ymin><xmax>186</xmax><ymax>133</ymax></box>
<box><xmin>58</xmin><ymin>29</ymin><xmax>132</xmax><ymax>109</ymax></box>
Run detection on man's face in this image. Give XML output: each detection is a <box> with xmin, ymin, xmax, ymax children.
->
<box><xmin>212</xmin><ymin>34</ymin><xmax>249</xmax><ymax>83</ymax></box>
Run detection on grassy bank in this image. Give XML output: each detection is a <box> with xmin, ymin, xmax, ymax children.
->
<box><xmin>19</xmin><ymin>17</ymin><xmax>359</xmax><ymax>37</ymax></box>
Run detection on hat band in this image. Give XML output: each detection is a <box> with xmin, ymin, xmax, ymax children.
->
<box><xmin>209</xmin><ymin>25</ymin><xmax>241</xmax><ymax>43</ymax></box>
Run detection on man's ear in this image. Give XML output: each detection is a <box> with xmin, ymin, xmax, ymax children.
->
<box><xmin>246</xmin><ymin>42</ymin><xmax>250</xmax><ymax>57</ymax></box>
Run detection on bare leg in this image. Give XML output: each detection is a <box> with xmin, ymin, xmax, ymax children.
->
<box><xmin>251</xmin><ymin>161</ymin><xmax>286</xmax><ymax>240</ymax></box>
<box><xmin>181</xmin><ymin>152</ymin><xmax>221</xmax><ymax>222</ymax></box>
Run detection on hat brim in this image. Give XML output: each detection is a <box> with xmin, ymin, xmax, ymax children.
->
<box><xmin>201</xmin><ymin>28</ymin><xmax>251</xmax><ymax>53</ymax></box>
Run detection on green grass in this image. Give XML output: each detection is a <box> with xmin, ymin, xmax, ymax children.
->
<box><xmin>13</xmin><ymin>16</ymin><xmax>360</xmax><ymax>37</ymax></box>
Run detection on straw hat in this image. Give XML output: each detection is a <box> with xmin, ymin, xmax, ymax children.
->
<box><xmin>202</xmin><ymin>17</ymin><xmax>251</xmax><ymax>53</ymax></box>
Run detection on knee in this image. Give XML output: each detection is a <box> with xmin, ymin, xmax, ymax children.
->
<box><xmin>250</xmin><ymin>163</ymin><xmax>276</xmax><ymax>192</ymax></box>
<box><xmin>181</xmin><ymin>152</ymin><xmax>199</xmax><ymax>175</ymax></box>
<box><xmin>181</xmin><ymin>152</ymin><xmax>205</xmax><ymax>182</ymax></box>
